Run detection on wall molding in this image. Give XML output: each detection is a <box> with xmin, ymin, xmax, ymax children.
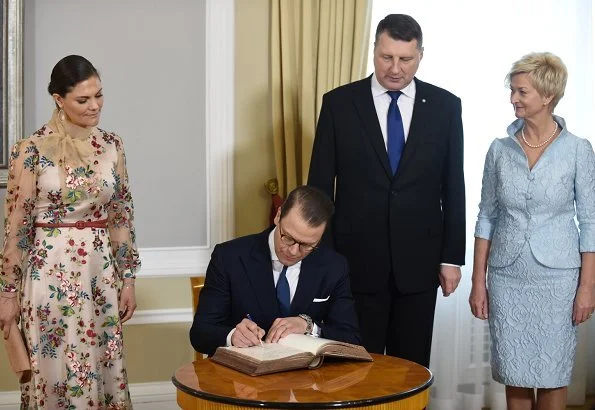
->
<box><xmin>129</xmin><ymin>381</ymin><xmax>176</xmax><ymax>405</ymax></box>
<box><xmin>0</xmin><ymin>392</ymin><xmax>18</xmax><ymax>407</ymax></box>
<box><xmin>138</xmin><ymin>247</ymin><xmax>207</xmax><ymax>278</ymax></box>
<box><xmin>117</xmin><ymin>0</ymin><xmax>238</xmax><ymax>280</ymax></box>
<box><xmin>0</xmin><ymin>382</ymin><xmax>176</xmax><ymax>407</ymax></box>
<box><xmin>205</xmin><ymin>0</ymin><xmax>235</xmax><ymax>246</ymax></box>
<box><xmin>125</xmin><ymin>308</ymin><xmax>193</xmax><ymax>326</ymax></box>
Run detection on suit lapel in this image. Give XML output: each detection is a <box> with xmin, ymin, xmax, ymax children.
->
<box><xmin>241</xmin><ymin>230</ymin><xmax>328</xmax><ymax>319</ymax></box>
<box><xmin>397</xmin><ymin>78</ymin><xmax>431</xmax><ymax>179</ymax></box>
<box><xmin>352</xmin><ymin>76</ymin><xmax>393</xmax><ymax>179</ymax></box>
<box><xmin>241</xmin><ymin>229</ymin><xmax>282</xmax><ymax>320</ymax></box>
<box><xmin>289</xmin><ymin>251</ymin><xmax>325</xmax><ymax>316</ymax></box>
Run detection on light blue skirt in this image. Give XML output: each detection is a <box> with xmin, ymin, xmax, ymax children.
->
<box><xmin>488</xmin><ymin>242</ymin><xmax>578</xmax><ymax>388</ymax></box>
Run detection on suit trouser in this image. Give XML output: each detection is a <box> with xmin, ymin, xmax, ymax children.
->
<box><xmin>352</xmin><ymin>278</ymin><xmax>437</xmax><ymax>368</ymax></box>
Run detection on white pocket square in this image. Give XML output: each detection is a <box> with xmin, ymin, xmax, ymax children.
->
<box><xmin>313</xmin><ymin>296</ymin><xmax>330</xmax><ymax>302</ymax></box>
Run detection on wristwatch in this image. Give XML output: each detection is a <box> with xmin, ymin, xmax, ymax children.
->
<box><xmin>298</xmin><ymin>314</ymin><xmax>314</xmax><ymax>335</ymax></box>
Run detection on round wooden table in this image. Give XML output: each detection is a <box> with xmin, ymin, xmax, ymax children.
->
<box><xmin>172</xmin><ymin>353</ymin><xmax>433</xmax><ymax>409</ymax></box>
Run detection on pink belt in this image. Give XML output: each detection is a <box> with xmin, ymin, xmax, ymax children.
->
<box><xmin>35</xmin><ymin>219</ymin><xmax>108</xmax><ymax>229</ymax></box>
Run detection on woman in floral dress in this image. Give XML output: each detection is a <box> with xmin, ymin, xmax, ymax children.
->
<box><xmin>0</xmin><ymin>55</ymin><xmax>141</xmax><ymax>409</ymax></box>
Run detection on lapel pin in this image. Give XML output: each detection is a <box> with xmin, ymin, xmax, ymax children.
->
<box><xmin>421</xmin><ymin>98</ymin><xmax>427</xmax><ymax>103</ymax></box>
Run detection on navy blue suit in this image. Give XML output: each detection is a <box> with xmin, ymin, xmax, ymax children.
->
<box><xmin>308</xmin><ymin>76</ymin><xmax>466</xmax><ymax>366</ymax></box>
<box><xmin>190</xmin><ymin>228</ymin><xmax>361</xmax><ymax>356</ymax></box>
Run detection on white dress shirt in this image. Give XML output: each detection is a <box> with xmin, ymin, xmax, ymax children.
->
<box><xmin>371</xmin><ymin>73</ymin><xmax>416</xmax><ymax>147</ymax></box>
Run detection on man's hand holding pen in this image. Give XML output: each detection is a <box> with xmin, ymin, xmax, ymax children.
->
<box><xmin>230</xmin><ymin>315</ymin><xmax>265</xmax><ymax>348</ymax></box>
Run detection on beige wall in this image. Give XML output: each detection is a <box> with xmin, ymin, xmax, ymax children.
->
<box><xmin>124</xmin><ymin>324</ymin><xmax>194</xmax><ymax>383</ymax></box>
<box><xmin>234</xmin><ymin>0</ymin><xmax>276</xmax><ymax>237</ymax></box>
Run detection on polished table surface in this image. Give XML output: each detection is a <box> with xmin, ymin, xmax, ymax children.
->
<box><xmin>172</xmin><ymin>353</ymin><xmax>433</xmax><ymax>409</ymax></box>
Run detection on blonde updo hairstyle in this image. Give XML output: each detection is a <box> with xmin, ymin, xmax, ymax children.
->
<box><xmin>505</xmin><ymin>52</ymin><xmax>567</xmax><ymax>110</ymax></box>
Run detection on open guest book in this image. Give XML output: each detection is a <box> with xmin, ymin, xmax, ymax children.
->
<box><xmin>210</xmin><ymin>334</ymin><xmax>373</xmax><ymax>376</ymax></box>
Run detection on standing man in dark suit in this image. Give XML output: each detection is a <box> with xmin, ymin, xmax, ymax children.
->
<box><xmin>308</xmin><ymin>14</ymin><xmax>465</xmax><ymax>367</ymax></box>
<box><xmin>190</xmin><ymin>185</ymin><xmax>361</xmax><ymax>356</ymax></box>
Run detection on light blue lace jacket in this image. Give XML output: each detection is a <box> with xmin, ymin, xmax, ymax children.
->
<box><xmin>475</xmin><ymin>115</ymin><xmax>595</xmax><ymax>268</ymax></box>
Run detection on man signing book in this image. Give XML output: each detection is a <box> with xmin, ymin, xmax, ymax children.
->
<box><xmin>190</xmin><ymin>185</ymin><xmax>361</xmax><ymax>356</ymax></box>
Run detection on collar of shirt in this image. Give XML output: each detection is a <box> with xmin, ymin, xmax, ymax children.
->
<box><xmin>268</xmin><ymin>229</ymin><xmax>301</xmax><ymax>300</ymax></box>
<box><xmin>371</xmin><ymin>72</ymin><xmax>416</xmax><ymax>100</ymax></box>
<box><xmin>371</xmin><ymin>73</ymin><xmax>416</xmax><ymax>144</ymax></box>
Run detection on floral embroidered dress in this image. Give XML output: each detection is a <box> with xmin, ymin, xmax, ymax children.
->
<box><xmin>0</xmin><ymin>112</ymin><xmax>140</xmax><ymax>409</ymax></box>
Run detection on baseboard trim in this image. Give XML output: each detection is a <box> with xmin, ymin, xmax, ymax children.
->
<box><xmin>0</xmin><ymin>391</ymin><xmax>18</xmax><ymax>406</ymax></box>
<box><xmin>0</xmin><ymin>381</ymin><xmax>176</xmax><ymax>406</ymax></box>
<box><xmin>129</xmin><ymin>381</ymin><xmax>177</xmax><ymax>403</ymax></box>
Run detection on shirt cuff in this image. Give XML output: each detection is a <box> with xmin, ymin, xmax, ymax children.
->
<box><xmin>226</xmin><ymin>328</ymin><xmax>235</xmax><ymax>346</ymax></box>
<box><xmin>312</xmin><ymin>323</ymin><xmax>321</xmax><ymax>337</ymax></box>
<box><xmin>440</xmin><ymin>263</ymin><xmax>460</xmax><ymax>268</ymax></box>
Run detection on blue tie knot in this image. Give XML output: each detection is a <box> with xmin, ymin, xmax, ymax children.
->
<box><xmin>387</xmin><ymin>90</ymin><xmax>402</xmax><ymax>101</ymax></box>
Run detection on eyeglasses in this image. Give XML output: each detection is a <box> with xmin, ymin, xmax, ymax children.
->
<box><xmin>278</xmin><ymin>223</ymin><xmax>319</xmax><ymax>253</ymax></box>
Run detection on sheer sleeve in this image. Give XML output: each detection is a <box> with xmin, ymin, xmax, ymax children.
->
<box><xmin>1</xmin><ymin>139</ymin><xmax>39</xmax><ymax>293</ymax></box>
<box><xmin>107</xmin><ymin>135</ymin><xmax>141</xmax><ymax>280</ymax></box>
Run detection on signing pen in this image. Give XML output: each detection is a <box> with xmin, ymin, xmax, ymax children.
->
<box><xmin>246</xmin><ymin>314</ymin><xmax>264</xmax><ymax>346</ymax></box>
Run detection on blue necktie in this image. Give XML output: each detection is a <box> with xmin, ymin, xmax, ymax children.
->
<box><xmin>387</xmin><ymin>91</ymin><xmax>405</xmax><ymax>175</ymax></box>
<box><xmin>276</xmin><ymin>265</ymin><xmax>290</xmax><ymax>317</ymax></box>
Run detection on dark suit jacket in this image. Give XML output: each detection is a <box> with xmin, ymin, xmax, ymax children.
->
<box><xmin>190</xmin><ymin>228</ymin><xmax>361</xmax><ymax>356</ymax></box>
<box><xmin>308</xmin><ymin>76</ymin><xmax>466</xmax><ymax>294</ymax></box>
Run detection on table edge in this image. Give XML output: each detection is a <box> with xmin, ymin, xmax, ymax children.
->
<box><xmin>171</xmin><ymin>373</ymin><xmax>434</xmax><ymax>409</ymax></box>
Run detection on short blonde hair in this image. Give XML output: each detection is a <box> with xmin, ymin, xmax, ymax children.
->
<box><xmin>505</xmin><ymin>52</ymin><xmax>568</xmax><ymax>109</ymax></box>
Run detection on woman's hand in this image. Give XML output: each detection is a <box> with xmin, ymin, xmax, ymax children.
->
<box><xmin>118</xmin><ymin>282</ymin><xmax>137</xmax><ymax>323</ymax></box>
<box><xmin>573</xmin><ymin>284</ymin><xmax>594</xmax><ymax>325</ymax></box>
<box><xmin>0</xmin><ymin>293</ymin><xmax>20</xmax><ymax>339</ymax></box>
<box><xmin>469</xmin><ymin>282</ymin><xmax>489</xmax><ymax>320</ymax></box>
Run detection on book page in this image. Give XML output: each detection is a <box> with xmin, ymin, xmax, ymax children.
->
<box><xmin>223</xmin><ymin>342</ymin><xmax>307</xmax><ymax>361</ymax></box>
<box><xmin>278</xmin><ymin>334</ymin><xmax>333</xmax><ymax>355</ymax></box>
<box><xmin>279</xmin><ymin>334</ymin><xmax>373</xmax><ymax>361</ymax></box>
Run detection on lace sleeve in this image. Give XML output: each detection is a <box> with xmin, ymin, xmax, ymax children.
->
<box><xmin>1</xmin><ymin>139</ymin><xmax>39</xmax><ymax>293</ymax></box>
<box><xmin>475</xmin><ymin>140</ymin><xmax>500</xmax><ymax>240</ymax></box>
<box><xmin>107</xmin><ymin>136</ymin><xmax>141</xmax><ymax>280</ymax></box>
<box><xmin>575</xmin><ymin>138</ymin><xmax>595</xmax><ymax>252</ymax></box>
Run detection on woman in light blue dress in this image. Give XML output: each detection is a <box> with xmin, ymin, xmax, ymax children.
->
<box><xmin>469</xmin><ymin>52</ymin><xmax>595</xmax><ymax>410</ymax></box>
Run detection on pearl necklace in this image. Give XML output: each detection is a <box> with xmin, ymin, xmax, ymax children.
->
<box><xmin>521</xmin><ymin>121</ymin><xmax>558</xmax><ymax>149</ymax></box>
